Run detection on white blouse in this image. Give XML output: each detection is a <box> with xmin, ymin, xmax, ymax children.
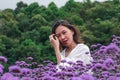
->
<box><xmin>59</xmin><ymin>43</ymin><xmax>93</xmax><ymax>66</ymax></box>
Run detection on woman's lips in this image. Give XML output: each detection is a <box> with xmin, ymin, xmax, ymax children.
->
<box><xmin>62</xmin><ymin>40</ymin><xmax>68</xmax><ymax>44</ymax></box>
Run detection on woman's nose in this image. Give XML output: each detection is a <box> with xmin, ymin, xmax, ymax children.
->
<box><xmin>61</xmin><ymin>34</ymin><xmax>65</xmax><ymax>39</ymax></box>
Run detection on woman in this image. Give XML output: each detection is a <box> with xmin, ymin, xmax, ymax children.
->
<box><xmin>49</xmin><ymin>20</ymin><xmax>93</xmax><ymax>66</ymax></box>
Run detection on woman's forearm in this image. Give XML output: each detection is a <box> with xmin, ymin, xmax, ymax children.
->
<box><xmin>54</xmin><ymin>48</ymin><xmax>61</xmax><ymax>64</ymax></box>
<box><xmin>49</xmin><ymin>34</ymin><xmax>61</xmax><ymax>64</ymax></box>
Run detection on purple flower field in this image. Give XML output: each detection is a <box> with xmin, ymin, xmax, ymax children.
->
<box><xmin>0</xmin><ymin>35</ymin><xmax>120</xmax><ymax>80</ymax></box>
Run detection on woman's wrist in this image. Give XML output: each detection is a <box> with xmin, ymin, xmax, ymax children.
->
<box><xmin>53</xmin><ymin>45</ymin><xmax>59</xmax><ymax>50</ymax></box>
<box><xmin>54</xmin><ymin>47</ymin><xmax>60</xmax><ymax>53</ymax></box>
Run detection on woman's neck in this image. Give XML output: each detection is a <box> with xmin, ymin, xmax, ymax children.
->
<box><xmin>67</xmin><ymin>42</ymin><xmax>77</xmax><ymax>52</ymax></box>
<box><xmin>65</xmin><ymin>42</ymin><xmax>77</xmax><ymax>57</ymax></box>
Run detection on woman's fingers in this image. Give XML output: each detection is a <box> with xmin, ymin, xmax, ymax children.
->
<box><xmin>49</xmin><ymin>34</ymin><xmax>56</xmax><ymax>41</ymax></box>
<box><xmin>49</xmin><ymin>34</ymin><xmax>54</xmax><ymax>39</ymax></box>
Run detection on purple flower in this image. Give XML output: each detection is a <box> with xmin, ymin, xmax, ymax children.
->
<box><xmin>32</xmin><ymin>62</ymin><xmax>37</xmax><ymax>65</ymax></box>
<box><xmin>98</xmin><ymin>59</ymin><xmax>104</xmax><ymax>64</ymax></box>
<box><xmin>43</xmin><ymin>60</ymin><xmax>52</xmax><ymax>63</ymax></box>
<box><xmin>104</xmin><ymin>58</ymin><xmax>114</xmax><ymax>67</ymax></box>
<box><xmin>27</xmin><ymin>56</ymin><xmax>33</xmax><ymax>61</ymax></box>
<box><xmin>116</xmin><ymin>36</ymin><xmax>120</xmax><ymax>40</ymax></box>
<box><xmin>1</xmin><ymin>72</ymin><xmax>14</xmax><ymax>80</ymax></box>
<box><xmin>80</xmin><ymin>73</ymin><xmax>95</xmax><ymax>80</ymax></box>
<box><xmin>97</xmin><ymin>43</ymin><xmax>102</xmax><ymax>47</ymax></box>
<box><xmin>85</xmin><ymin>52</ymin><xmax>90</xmax><ymax>54</ymax></box>
<box><xmin>86</xmin><ymin>64</ymin><xmax>92</xmax><ymax>69</ymax></box>
<box><xmin>112</xmin><ymin>35</ymin><xmax>116</xmax><ymax>38</ymax></box>
<box><xmin>9</xmin><ymin>65</ymin><xmax>21</xmax><ymax>73</ymax></box>
<box><xmin>104</xmin><ymin>43</ymin><xmax>120</xmax><ymax>53</ymax></box>
<box><xmin>0</xmin><ymin>56</ymin><xmax>7</xmax><ymax>63</ymax></box>
<box><xmin>91</xmin><ymin>44</ymin><xmax>97</xmax><ymax>48</ymax></box>
<box><xmin>20</xmin><ymin>77</ymin><xmax>32</xmax><ymax>80</ymax></box>
<box><xmin>76</xmin><ymin>60</ymin><xmax>83</xmax><ymax>64</ymax></box>
<box><xmin>76</xmin><ymin>60</ymin><xmax>83</xmax><ymax>66</ymax></box>
<box><xmin>92</xmin><ymin>63</ymin><xmax>103</xmax><ymax>71</ymax></box>
<box><xmin>69</xmin><ymin>77</ymin><xmax>82</xmax><ymax>80</ymax></box>
<box><xmin>6</xmin><ymin>77</ymin><xmax>19</xmax><ymax>80</ymax></box>
<box><xmin>38</xmin><ymin>64</ymin><xmax>44</xmax><ymax>68</ymax></box>
<box><xmin>53</xmin><ymin>71</ymin><xmax>66</xmax><ymax>78</ymax></box>
<box><xmin>0</xmin><ymin>67</ymin><xmax>3</xmax><ymax>74</ymax></box>
<box><xmin>61</xmin><ymin>59</ymin><xmax>67</xmax><ymax>63</ymax></box>
<box><xmin>108</xmin><ymin>76</ymin><xmax>116</xmax><ymax>80</ymax></box>
<box><xmin>21</xmin><ymin>68</ymin><xmax>32</xmax><ymax>76</ymax></box>
<box><xmin>58</xmin><ymin>65</ymin><xmax>66</xmax><ymax>71</ymax></box>
<box><xmin>66</xmin><ymin>67</ymin><xmax>74</xmax><ymax>72</ymax></box>
<box><xmin>102</xmin><ymin>71</ymin><xmax>109</xmax><ymax>78</ymax></box>
<box><xmin>40</xmin><ymin>76</ymin><xmax>58</xmax><ymax>80</ymax></box>
<box><xmin>100</xmin><ymin>45</ymin><xmax>106</xmax><ymax>49</ymax></box>
<box><xmin>64</xmin><ymin>72</ymin><xmax>74</xmax><ymax>77</ymax></box>
<box><xmin>98</xmin><ymin>49</ymin><xmax>105</xmax><ymax>54</ymax></box>
<box><xmin>15</xmin><ymin>61</ymin><xmax>26</xmax><ymax>67</ymax></box>
<box><xmin>20</xmin><ymin>61</ymin><xmax>27</xmax><ymax>66</ymax></box>
<box><xmin>0</xmin><ymin>63</ymin><xmax>4</xmax><ymax>69</ymax></box>
<box><xmin>15</xmin><ymin>61</ymin><xmax>21</xmax><ymax>65</ymax></box>
<box><xmin>116</xmin><ymin>73</ymin><xmax>120</xmax><ymax>77</ymax></box>
<box><xmin>112</xmin><ymin>39</ymin><xmax>118</xmax><ymax>43</ymax></box>
<box><xmin>67</xmin><ymin>61</ymin><xmax>74</xmax><ymax>65</ymax></box>
<box><xmin>24</xmin><ymin>63</ymin><xmax>32</xmax><ymax>67</ymax></box>
<box><xmin>116</xmin><ymin>77</ymin><xmax>120</xmax><ymax>80</ymax></box>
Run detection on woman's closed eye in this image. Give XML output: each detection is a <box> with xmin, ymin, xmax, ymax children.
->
<box><xmin>62</xmin><ymin>31</ymin><xmax>66</xmax><ymax>35</ymax></box>
<box><xmin>56</xmin><ymin>31</ymin><xmax>67</xmax><ymax>38</ymax></box>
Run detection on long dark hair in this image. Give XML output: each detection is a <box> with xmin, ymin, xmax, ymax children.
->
<box><xmin>52</xmin><ymin>20</ymin><xmax>83</xmax><ymax>50</ymax></box>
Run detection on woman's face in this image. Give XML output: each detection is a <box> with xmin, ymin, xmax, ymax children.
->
<box><xmin>55</xmin><ymin>25</ymin><xmax>74</xmax><ymax>47</ymax></box>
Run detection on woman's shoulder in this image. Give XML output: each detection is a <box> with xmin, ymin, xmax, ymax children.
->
<box><xmin>78</xmin><ymin>43</ymin><xmax>89</xmax><ymax>48</ymax></box>
<box><xmin>77</xmin><ymin>43</ymin><xmax>90</xmax><ymax>51</ymax></box>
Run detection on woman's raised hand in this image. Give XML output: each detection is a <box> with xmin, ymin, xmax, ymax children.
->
<box><xmin>49</xmin><ymin>34</ymin><xmax>60</xmax><ymax>50</ymax></box>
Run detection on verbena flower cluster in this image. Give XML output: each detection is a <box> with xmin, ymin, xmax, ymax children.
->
<box><xmin>0</xmin><ymin>35</ymin><xmax>120</xmax><ymax>80</ymax></box>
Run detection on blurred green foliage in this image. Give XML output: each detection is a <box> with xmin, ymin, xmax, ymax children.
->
<box><xmin>0</xmin><ymin>0</ymin><xmax>120</xmax><ymax>66</ymax></box>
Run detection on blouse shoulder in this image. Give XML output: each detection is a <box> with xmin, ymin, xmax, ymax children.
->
<box><xmin>77</xmin><ymin>43</ymin><xmax>90</xmax><ymax>53</ymax></box>
<box><xmin>77</xmin><ymin>43</ymin><xmax>89</xmax><ymax>49</ymax></box>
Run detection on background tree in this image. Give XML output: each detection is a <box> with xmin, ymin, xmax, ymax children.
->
<box><xmin>15</xmin><ymin>1</ymin><xmax>28</xmax><ymax>14</ymax></box>
<box><xmin>44</xmin><ymin>2</ymin><xmax>58</xmax><ymax>23</ymax></box>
